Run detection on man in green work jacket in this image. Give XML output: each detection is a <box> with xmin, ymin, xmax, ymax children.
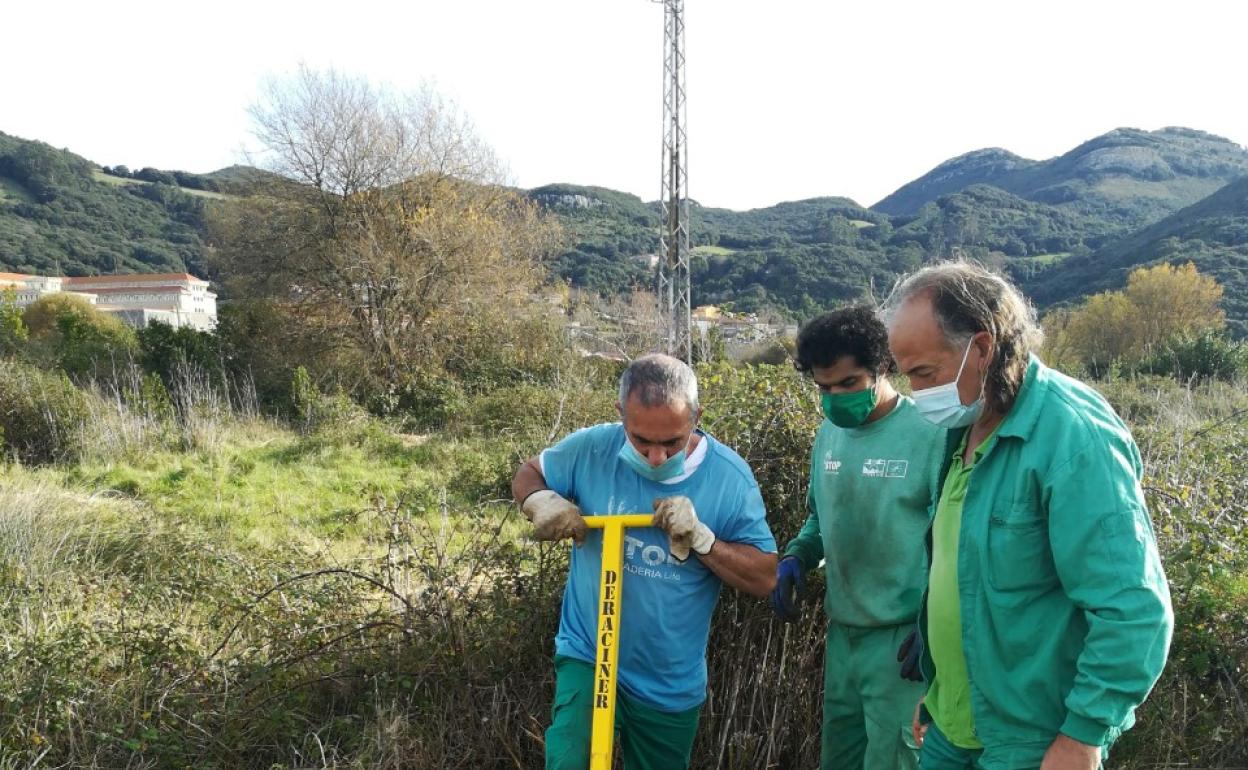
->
<box><xmin>882</xmin><ymin>261</ymin><xmax>1173</xmax><ymax>770</ymax></box>
<box><xmin>770</xmin><ymin>305</ymin><xmax>945</xmax><ymax>770</ymax></box>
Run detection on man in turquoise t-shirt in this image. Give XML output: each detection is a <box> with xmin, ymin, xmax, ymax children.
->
<box><xmin>770</xmin><ymin>305</ymin><xmax>945</xmax><ymax>770</ymax></box>
<box><xmin>512</xmin><ymin>353</ymin><xmax>778</xmax><ymax>770</ymax></box>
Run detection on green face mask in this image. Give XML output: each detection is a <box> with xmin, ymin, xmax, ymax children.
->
<box><xmin>821</xmin><ymin>383</ymin><xmax>878</xmax><ymax>428</ymax></box>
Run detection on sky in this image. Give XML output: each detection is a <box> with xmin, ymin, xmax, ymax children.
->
<box><xmin>3</xmin><ymin>0</ymin><xmax>1246</xmax><ymax>211</ymax></box>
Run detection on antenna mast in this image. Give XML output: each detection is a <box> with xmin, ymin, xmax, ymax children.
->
<box><xmin>655</xmin><ymin>0</ymin><xmax>691</xmax><ymax>362</ymax></box>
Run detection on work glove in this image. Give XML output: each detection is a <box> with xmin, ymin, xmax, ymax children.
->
<box><xmin>897</xmin><ymin>629</ymin><xmax>925</xmax><ymax>682</ymax></box>
<box><xmin>652</xmin><ymin>496</ymin><xmax>715</xmax><ymax>562</ymax></box>
<box><xmin>521</xmin><ymin>489</ymin><xmax>588</xmax><ymax>544</ymax></box>
<box><xmin>769</xmin><ymin>556</ymin><xmax>804</xmax><ymax>623</ymax></box>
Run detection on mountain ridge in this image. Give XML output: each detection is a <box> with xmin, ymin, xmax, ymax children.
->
<box><xmin>2</xmin><ymin>127</ymin><xmax>1247</xmax><ymax>333</ymax></box>
<box><xmin>873</xmin><ymin>127</ymin><xmax>1248</xmax><ymax>227</ymax></box>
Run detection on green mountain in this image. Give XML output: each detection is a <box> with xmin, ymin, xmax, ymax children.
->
<box><xmin>532</xmin><ymin>181</ymin><xmax>1116</xmax><ymax>315</ymax></box>
<box><xmin>530</xmin><ymin>183</ymin><xmax>659</xmax><ymax>294</ymax></box>
<box><xmin>0</xmin><ymin>131</ymin><xmax>215</xmax><ymax>277</ymax></box>
<box><xmin>873</xmin><ymin>148</ymin><xmax>1036</xmax><ymax>216</ymax></box>
<box><xmin>875</xmin><ymin>127</ymin><xmax>1248</xmax><ymax>228</ymax></box>
<box><xmin>1028</xmin><ymin>174</ymin><xmax>1248</xmax><ymax>336</ymax></box>
<box><xmin>533</xmin><ymin>184</ymin><xmax>903</xmax><ymax>315</ymax></box>
<box><xmin>891</xmin><ymin>184</ymin><xmax>1118</xmax><ymax>257</ymax></box>
<box><xmin>537</xmin><ymin>128</ymin><xmax>1248</xmax><ymax>327</ymax></box>
<box><xmin>3</xmin><ymin>127</ymin><xmax>1246</xmax><ymax>334</ymax></box>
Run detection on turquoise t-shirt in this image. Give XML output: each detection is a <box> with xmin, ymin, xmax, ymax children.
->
<box><xmin>541</xmin><ymin>423</ymin><xmax>777</xmax><ymax>712</ymax></box>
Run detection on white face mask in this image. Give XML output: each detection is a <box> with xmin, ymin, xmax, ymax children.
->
<box><xmin>912</xmin><ymin>338</ymin><xmax>984</xmax><ymax>429</ymax></box>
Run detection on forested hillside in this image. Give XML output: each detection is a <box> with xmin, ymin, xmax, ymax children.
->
<box><xmin>0</xmin><ymin>132</ymin><xmax>221</xmax><ymax>277</ymax></box>
<box><xmin>3</xmin><ymin>126</ymin><xmax>1247</xmax><ymax>333</ymax></box>
<box><xmin>1030</xmin><ymin>175</ymin><xmax>1248</xmax><ymax>336</ymax></box>
<box><xmin>533</xmin><ymin>128</ymin><xmax>1248</xmax><ymax>330</ymax></box>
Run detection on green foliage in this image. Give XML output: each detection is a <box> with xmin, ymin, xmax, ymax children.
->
<box><xmin>137</xmin><ymin>320</ymin><xmax>222</xmax><ymax>386</ymax></box>
<box><xmin>137</xmin><ymin>370</ymin><xmax>177</xmax><ymax>425</ymax></box>
<box><xmin>290</xmin><ymin>365</ymin><xmax>316</xmax><ymax>430</ymax></box>
<box><xmin>1</xmin><ymin>365</ymin><xmax>1247</xmax><ymax>766</ymax></box>
<box><xmin>1133</xmin><ymin>330</ymin><xmax>1248</xmax><ymax>382</ymax></box>
<box><xmin>0</xmin><ymin>360</ymin><xmax>91</xmax><ymax>464</ymax></box>
<box><xmin>289</xmin><ymin>365</ymin><xmax>373</xmax><ymax>439</ymax></box>
<box><xmin>0</xmin><ymin>288</ymin><xmax>28</xmax><ymax>356</ymax></box>
<box><xmin>211</xmin><ymin>299</ymin><xmax>305</xmax><ymax>412</ymax></box>
<box><xmin>460</xmin><ymin>382</ymin><xmax>616</xmax><ymax>445</ymax></box>
<box><xmin>891</xmin><ymin>185</ymin><xmax>1118</xmax><ymax>258</ymax></box>
<box><xmin>530</xmin><ymin>184</ymin><xmax>659</xmax><ymax>294</ymax></box>
<box><xmin>1044</xmin><ymin>262</ymin><xmax>1229</xmax><ymax>378</ymax></box>
<box><xmin>1113</xmin><ymin>402</ymin><xmax>1248</xmax><ymax>767</ymax></box>
<box><xmin>21</xmin><ymin>293</ymin><xmax>138</xmax><ymax>378</ymax></box>
<box><xmin>540</xmin><ymin>177</ymin><xmax>1212</xmax><ymax>322</ymax></box>
<box><xmin>542</xmin><ymin>129</ymin><xmax>1248</xmax><ymax>331</ymax></box>
<box><xmin>0</xmin><ymin>132</ymin><xmax>211</xmax><ymax>276</ymax></box>
<box><xmin>1030</xmin><ymin>175</ymin><xmax>1248</xmax><ymax>337</ymax></box>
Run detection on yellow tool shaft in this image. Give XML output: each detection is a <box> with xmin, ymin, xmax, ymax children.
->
<box><xmin>581</xmin><ymin>515</ymin><xmax>654</xmax><ymax>770</ymax></box>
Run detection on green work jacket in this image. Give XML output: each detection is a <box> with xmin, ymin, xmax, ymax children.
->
<box><xmin>917</xmin><ymin>356</ymin><xmax>1173</xmax><ymax>769</ymax></box>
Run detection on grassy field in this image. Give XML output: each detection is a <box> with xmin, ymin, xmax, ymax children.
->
<box><xmin>0</xmin><ymin>366</ymin><xmax>1245</xmax><ymax>768</ymax></box>
<box><xmin>39</xmin><ymin>415</ymin><xmax>524</xmax><ymax>552</ymax></box>
<box><xmin>692</xmin><ymin>244</ymin><xmax>737</xmax><ymax>256</ymax></box>
<box><xmin>90</xmin><ymin>170</ymin><xmax>229</xmax><ymax>200</ymax></box>
<box><xmin>1028</xmin><ymin>251</ymin><xmax>1072</xmax><ymax>265</ymax></box>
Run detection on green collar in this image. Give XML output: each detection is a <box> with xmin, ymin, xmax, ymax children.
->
<box><xmin>996</xmin><ymin>355</ymin><xmax>1047</xmax><ymax>441</ymax></box>
<box><xmin>939</xmin><ymin>356</ymin><xmax>1047</xmax><ymax>465</ymax></box>
<box><xmin>952</xmin><ymin>416</ymin><xmax>1002</xmax><ymax>468</ymax></box>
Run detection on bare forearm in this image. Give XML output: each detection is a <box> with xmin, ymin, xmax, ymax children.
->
<box><xmin>698</xmin><ymin>541</ymin><xmax>777</xmax><ymax>597</ymax></box>
<box><xmin>511</xmin><ymin>457</ymin><xmax>546</xmax><ymax>504</ymax></box>
<box><xmin>1039</xmin><ymin>734</ymin><xmax>1099</xmax><ymax>770</ymax></box>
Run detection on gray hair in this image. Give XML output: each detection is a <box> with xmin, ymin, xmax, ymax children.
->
<box><xmin>618</xmin><ymin>353</ymin><xmax>699</xmax><ymax>418</ymax></box>
<box><xmin>880</xmin><ymin>261</ymin><xmax>1043</xmax><ymax>413</ymax></box>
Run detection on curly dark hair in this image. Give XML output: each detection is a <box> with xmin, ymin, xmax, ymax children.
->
<box><xmin>794</xmin><ymin>304</ymin><xmax>897</xmax><ymax>375</ymax></box>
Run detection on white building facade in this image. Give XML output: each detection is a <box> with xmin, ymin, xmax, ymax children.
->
<box><xmin>0</xmin><ymin>272</ymin><xmax>217</xmax><ymax>331</ymax></box>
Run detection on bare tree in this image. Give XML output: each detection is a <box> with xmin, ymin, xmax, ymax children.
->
<box><xmin>247</xmin><ymin>65</ymin><xmax>503</xmax><ymax>197</ymax></box>
<box><xmin>210</xmin><ymin>66</ymin><xmax>561</xmax><ymax>394</ymax></box>
<box><xmin>568</xmin><ymin>287</ymin><xmax>667</xmax><ymax>361</ymax></box>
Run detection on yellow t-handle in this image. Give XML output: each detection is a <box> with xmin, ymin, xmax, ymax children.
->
<box><xmin>581</xmin><ymin>514</ymin><xmax>655</xmax><ymax>770</ymax></box>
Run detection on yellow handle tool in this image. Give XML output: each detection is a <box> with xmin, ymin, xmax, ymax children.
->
<box><xmin>581</xmin><ymin>514</ymin><xmax>655</xmax><ymax>770</ymax></box>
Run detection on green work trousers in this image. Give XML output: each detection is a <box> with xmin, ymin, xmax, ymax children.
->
<box><xmin>822</xmin><ymin>622</ymin><xmax>925</xmax><ymax>770</ymax></box>
<box><xmin>919</xmin><ymin>722</ymin><xmax>987</xmax><ymax>770</ymax></box>
<box><xmin>545</xmin><ymin>655</ymin><xmax>702</xmax><ymax>770</ymax></box>
<box><xmin>919</xmin><ymin>722</ymin><xmax>1105</xmax><ymax>770</ymax></box>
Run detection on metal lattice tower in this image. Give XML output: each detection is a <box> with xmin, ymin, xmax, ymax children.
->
<box><xmin>655</xmin><ymin>0</ymin><xmax>691</xmax><ymax>362</ymax></box>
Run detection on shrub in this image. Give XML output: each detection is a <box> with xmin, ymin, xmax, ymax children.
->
<box><xmin>137</xmin><ymin>321</ymin><xmax>223</xmax><ymax>388</ymax></box>
<box><xmin>1114</xmin><ymin>413</ymin><xmax>1248</xmax><ymax>767</ymax></box>
<box><xmin>0</xmin><ymin>361</ymin><xmax>92</xmax><ymax>464</ymax></box>
<box><xmin>4</xmin><ymin>364</ymin><xmax>1247</xmax><ymax>768</ymax></box>
<box><xmin>693</xmin><ymin>362</ymin><xmax>828</xmax><ymax>767</ymax></box>
<box><xmin>462</xmin><ymin>382</ymin><xmax>616</xmax><ymax>445</ymax></box>
<box><xmin>21</xmin><ymin>293</ymin><xmax>138</xmax><ymax>380</ymax></box>
<box><xmin>1134</xmin><ymin>331</ymin><xmax>1248</xmax><ymax>383</ymax></box>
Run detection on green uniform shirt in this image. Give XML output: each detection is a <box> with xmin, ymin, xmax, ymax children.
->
<box><xmin>926</xmin><ymin>426</ymin><xmax>998</xmax><ymax>750</ymax></box>
<box><xmin>916</xmin><ymin>357</ymin><xmax>1173</xmax><ymax>770</ymax></box>
<box><xmin>785</xmin><ymin>396</ymin><xmax>944</xmax><ymax>627</ymax></box>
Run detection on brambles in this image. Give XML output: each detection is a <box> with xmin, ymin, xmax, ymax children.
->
<box><xmin>0</xmin><ymin>359</ymin><xmax>1245</xmax><ymax>766</ymax></box>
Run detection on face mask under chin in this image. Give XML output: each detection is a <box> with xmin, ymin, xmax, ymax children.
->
<box><xmin>618</xmin><ymin>437</ymin><xmax>689</xmax><ymax>481</ymax></box>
